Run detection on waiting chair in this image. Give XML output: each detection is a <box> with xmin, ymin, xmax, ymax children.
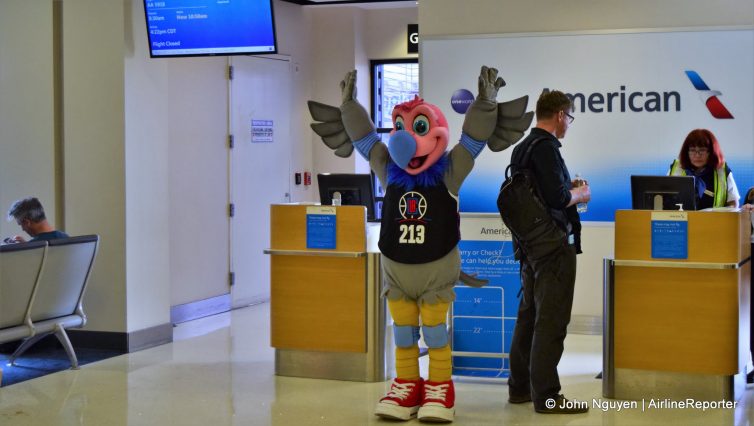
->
<box><xmin>9</xmin><ymin>235</ymin><xmax>99</xmax><ymax>369</ymax></box>
<box><xmin>0</xmin><ymin>241</ymin><xmax>48</xmax><ymax>342</ymax></box>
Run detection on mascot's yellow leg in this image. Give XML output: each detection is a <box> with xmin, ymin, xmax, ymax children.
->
<box><xmin>420</xmin><ymin>301</ymin><xmax>452</xmax><ymax>382</ymax></box>
<box><xmin>388</xmin><ymin>298</ymin><xmax>420</xmax><ymax>380</ymax></box>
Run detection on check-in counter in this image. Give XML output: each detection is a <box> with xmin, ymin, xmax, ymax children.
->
<box><xmin>265</xmin><ymin>204</ymin><xmax>388</xmax><ymax>382</ymax></box>
<box><xmin>604</xmin><ymin>210</ymin><xmax>751</xmax><ymax>401</ymax></box>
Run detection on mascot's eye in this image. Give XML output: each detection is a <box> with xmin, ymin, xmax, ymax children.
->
<box><xmin>395</xmin><ymin>116</ymin><xmax>405</xmax><ymax>131</ymax></box>
<box><xmin>413</xmin><ymin>115</ymin><xmax>430</xmax><ymax>136</ymax></box>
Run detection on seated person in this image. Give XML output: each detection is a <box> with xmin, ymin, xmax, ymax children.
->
<box><xmin>5</xmin><ymin>197</ymin><xmax>68</xmax><ymax>243</ymax></box>
<box><xmin>668</xmin><ymin>129</ymin><xmax>739</xmax><ymax>209</ymax></box>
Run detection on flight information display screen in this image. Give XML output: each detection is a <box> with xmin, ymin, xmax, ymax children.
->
<box><xmin>143</xmin><ymin>0</ymin><xmax>277</xmax><ymax>57</ymax></box>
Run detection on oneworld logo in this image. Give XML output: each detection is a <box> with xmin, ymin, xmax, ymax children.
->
<box><xmin>450</xmin><ymin>89</ymin><xmax>474</xmax><ymax>114</ymax></box>
<box><xmin>684</xmin><ymin>70</ymin><xmax>734</xmax><ymax>119</ymax></box>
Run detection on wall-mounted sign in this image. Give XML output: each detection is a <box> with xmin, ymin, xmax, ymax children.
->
<box><xmin>251</xmin><ymin>119</ymin><xmax>273</xmax><ymax>143</ymax></box>
<box><xmin>407</xmin><ymin>24</ymin><xmax>418</xmax><ymax>54</ymax></box>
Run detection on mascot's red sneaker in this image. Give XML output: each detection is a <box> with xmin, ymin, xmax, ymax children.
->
<box><xmin>374</xmin><ymin>377</ymin><xmax>424</xmax><ymax>420</ymax></box>
<box><xmin>418</xmin><ymin>380</ymin><xmax>455</xmax><ymax>422</ymax></box>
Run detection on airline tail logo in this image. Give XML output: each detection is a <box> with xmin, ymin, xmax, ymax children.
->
<box><xmin>684</xmin><ymin>70</ymin><xmax>734</xmax><ymax>119</ymax></box>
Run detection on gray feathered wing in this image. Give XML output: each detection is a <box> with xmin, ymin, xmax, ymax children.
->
<box><xmin>307</xmin><ymin>101</ymin><xmax>354</xmax><ymax>158</ymax></box>
<box><xmin>487</xmin><ymin>96</ymin><xmax>535</xmax><ymax>152</ymax></box>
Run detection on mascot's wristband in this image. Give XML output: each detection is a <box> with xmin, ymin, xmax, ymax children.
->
<box><xmin>353</xmin><ymin>132</ymin><xmax>380</xmax><ymax>160</ymax></box>
<box><xmin>459</xmin><ymin>133</ymin><xmax>486</xmax><ymax>159</ymax></box>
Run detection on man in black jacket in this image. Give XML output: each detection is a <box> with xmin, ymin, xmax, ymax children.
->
<box><xmin>506</xmin><ymin>90</ymin><xmax>591</xmax><ymax>414</ymax></box>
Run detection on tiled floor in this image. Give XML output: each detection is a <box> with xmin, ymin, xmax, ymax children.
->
<box><xmin>0</xmin><ymin>303</ymin><xmax>752</xmax><ymax>425</ymax></box>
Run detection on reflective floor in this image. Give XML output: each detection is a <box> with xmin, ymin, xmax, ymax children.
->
<box><xmin>0</xmin><ymin>303</ymin><xmax>752</xmax><ymax>425</ymax></box>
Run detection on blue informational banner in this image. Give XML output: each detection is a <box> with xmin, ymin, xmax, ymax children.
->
<box><xmin>452</xmin><ymin>214</ymin><xmax>521</xmax><ymax>378</ymax></box>
<box><xmin>650</xmin><ymin>211</ymin><xmax>688</xmax><ymax>259</ymax></box>
<box><xmin>306</xmin><ymin>206</ymin><xmax>337</xmax><ymax>249</ymax></box>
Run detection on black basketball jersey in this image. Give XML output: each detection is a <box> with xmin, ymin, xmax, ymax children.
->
<box><xmin>378</xmin><ymin>182</ymin><xmax>460</xmax><ymax>264</ymax></box>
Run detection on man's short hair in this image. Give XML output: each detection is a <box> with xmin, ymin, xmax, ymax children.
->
<box><xmin>536</xmin><ymin>90</ymin><xmax>573</xmax><ymax>120</ymax></box>
<box><xmin>7</xmin><ymin>197</ymin><xmax>46</xmax><ymax>223</ymax></box>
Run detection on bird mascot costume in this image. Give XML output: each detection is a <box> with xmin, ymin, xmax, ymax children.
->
<box><xmin>308</xmin><ymin>66</ymin><xmax>532</xmax><ymax>422</ymax></box>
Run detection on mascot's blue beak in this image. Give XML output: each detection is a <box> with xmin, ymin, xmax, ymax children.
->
<box><xmin>387</xmin><ymin>130</ymin><xmax>416</xmax><ymax>169</ymax></box>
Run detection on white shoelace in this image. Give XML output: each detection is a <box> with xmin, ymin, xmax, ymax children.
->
<box><xmin>386</xmin><ymin>381</ymin><xmax>416</xmax><ymax>400</ymax></box>
<box><xmin>423</xmin><ymin>383</ymin><xmax>449</xmax><ymax>400</ymax></box>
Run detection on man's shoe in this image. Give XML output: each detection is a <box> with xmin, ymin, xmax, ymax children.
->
<box><xmin>374</xmin><ymin>377</ymin><xmax>423</xmax><ymax>420</ymax></box>
<box><xmin>535</xmin><ymin>394</ymin><xmax>589</xmax><ymax>414</ymax></box>
<box><xmin>418</xmin><ymin>380</ymin><xmax>455</xmax><ymax>423</ymax></box>
<box><xmin>508</xmin><ymin>393</ymin><xmax>532</xmax><ymax>404</ymax></box>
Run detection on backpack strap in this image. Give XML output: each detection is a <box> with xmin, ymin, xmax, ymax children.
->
<box><xmin>520</xmin><ymin>137</ymin><xmax>548</xmax><ymax>169</ymax></box>
<box><xmin>505</xmin><ymin>137</ymin><xmax>548</xmax><ymax>179</ymax></box>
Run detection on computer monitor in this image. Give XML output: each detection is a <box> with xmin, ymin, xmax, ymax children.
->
<box><xmin>630</xmin><ymin>175</ymin><xmax>697</xmax><ymax>211</ymax></box>
<box><xmin>317</xmin><ymin>173</ymin><xmax>376</xmax><ymax>221</ymax></box>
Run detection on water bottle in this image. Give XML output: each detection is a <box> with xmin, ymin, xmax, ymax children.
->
<box><xmin>332</xmin><ymin>191</ymin><xmax>342</xmax><ymax>206</ymax></box>
<box><xmin>574</xmin><ymin>173</ymin><xmax>588</xmax><ymax>213</ymax></box>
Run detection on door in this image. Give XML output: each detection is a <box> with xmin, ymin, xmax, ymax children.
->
<box><xmin>230</xmin><ymin>56</ymin><xmax>292</xmax><ymax>307</ymax></box>
<box><xmin>168</xmin><ymin>57</ymin><xmax>231</xmax><ymax>310</ymax></box>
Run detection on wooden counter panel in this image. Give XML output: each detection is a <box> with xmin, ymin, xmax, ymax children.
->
<box><xmin>270</xmin><ymin>255</ymin><xmax>366</xmax><ymax>353</ymax></box>
<box><xmin>615</xmin><ymin>210</ymin><xmax>750</xmax><ymax>263</ymax></box>
<box><xmin>270</xmin><ymin>204</ymin><xmax>366</xmax><ymax>252</ymax></box>
<box><xmin>614</xmin><ymin>266</ymin><xmax>739</xmax><ymax>374</ymax></box>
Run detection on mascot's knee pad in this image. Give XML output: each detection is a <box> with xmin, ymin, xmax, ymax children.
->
<box><xmin>393</xmin><ymin>325</ymin><xmax>420</xmax><ymax>348</ymax></box>
<box><xmin>422</xmin><ymin>324</ymin><xmax>448</xmax><ymax>348</ymax></box>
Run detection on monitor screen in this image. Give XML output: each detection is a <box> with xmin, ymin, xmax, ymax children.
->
<box><xmin>630</xmin><ymin>175</ymin><xmax>697</xmax><ymax>211</ymax></box>
<box><xmin>317</xmin><ymin>173</ymin><xmax>376</xmax><ymax>222</ymax></box>
<box><xmin>143</xmin><ymin>0</ymin><xmax>277</xmax><ymax>58</ymax></box>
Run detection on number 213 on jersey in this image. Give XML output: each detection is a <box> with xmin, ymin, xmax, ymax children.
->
<box><xmin>398</xmin><ymin>224</ymin><xmax>425</xmax><ymax>244</ymax></box>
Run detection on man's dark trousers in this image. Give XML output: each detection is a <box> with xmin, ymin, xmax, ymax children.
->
<box><xmin>508</xmin><ymin>243</ymin><xmax>577</xmax><ymax>409</ymax></box>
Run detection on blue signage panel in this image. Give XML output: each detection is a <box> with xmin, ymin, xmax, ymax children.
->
<box><xmin>651</xmin><ymin>215</ymin><xmax>688</xmax><ymax>259</ymax></box>
<box><xmin>306</xmin><ymin>211</ymin><xmax>336</xmax><ymax>249</ymax></box>
<box><xmin>453</xmin><ymin>237</ymin><xmax>520</xmax><ymax>378</ymax></box>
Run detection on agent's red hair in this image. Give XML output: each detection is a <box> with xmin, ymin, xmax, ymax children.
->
<box><xmin>678</xmin><ymin>129</ymin><xmax>725</xmax><ymax>170</ymax></box>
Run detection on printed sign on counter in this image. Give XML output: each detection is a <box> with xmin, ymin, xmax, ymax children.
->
<box><xmin>650</xmin><ymin>211</ymin><xmax>688</xmax><ymax>259</ymax></box>
<box><xmin>306</xmin><ymin>206</ymin><xmax>336</xmax><ymax>249</ymax></box>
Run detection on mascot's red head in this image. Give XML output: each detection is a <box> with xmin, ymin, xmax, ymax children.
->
<box><xmin>389</xmin><ymin>96</ymin><xmax>449</xmax><ymax>176</ymax></box>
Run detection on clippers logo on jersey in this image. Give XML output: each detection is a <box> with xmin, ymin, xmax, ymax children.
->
<box><xmin>399</xmin><ymin>191</ymin><xmax>427</xmax><ymax>221</ymax></box>
<box><xmin>684</xmin><ymin>70</ymin><xmax>734</xmax><ymax>119</ymax></box>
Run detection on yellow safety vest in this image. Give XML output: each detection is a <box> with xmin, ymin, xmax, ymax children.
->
<box><xmin>669</xmin><ymin>159</ymin><xmax>728</xmax><ymax>207</ymax></box>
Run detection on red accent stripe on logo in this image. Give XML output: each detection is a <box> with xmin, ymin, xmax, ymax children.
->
<box><xmin>706</xmin><ymin>96</ymin><xmax>734</xmax><ymax>119</ymax></box>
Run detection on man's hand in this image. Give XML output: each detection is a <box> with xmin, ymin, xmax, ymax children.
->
<box><xmin>570</xmin><ymin>184</ymin><xmax>591</xmax><ymax>206</ymax></box>
<box><xmin>3</xmin><ymin>235</ymin><xmax>25</xmax><ymax>244</ymax></box>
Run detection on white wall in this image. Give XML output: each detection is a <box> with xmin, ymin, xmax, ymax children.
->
<box><xmin>418</xmin><ymin>0</ymin><xmax>754</xmax><ymax>324</ymax></box>
<box><xmin>124</xmin><ymin>0</ymin><xmax>172</xmax><ymax>330</ymax></box>
<box><xmin>62</xmin><ymin>0</ymin><xmax>128</xmax><ymax>332</ymax></box>
<box><xmin>0</xmin><ymin>1</ymin><xmax>55</xmax><ymax>238</ymax></box>
<box><xmin>273</xmin><ymin>0</ymin><xmax>315</xmax><ymax>203</ymax></box>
